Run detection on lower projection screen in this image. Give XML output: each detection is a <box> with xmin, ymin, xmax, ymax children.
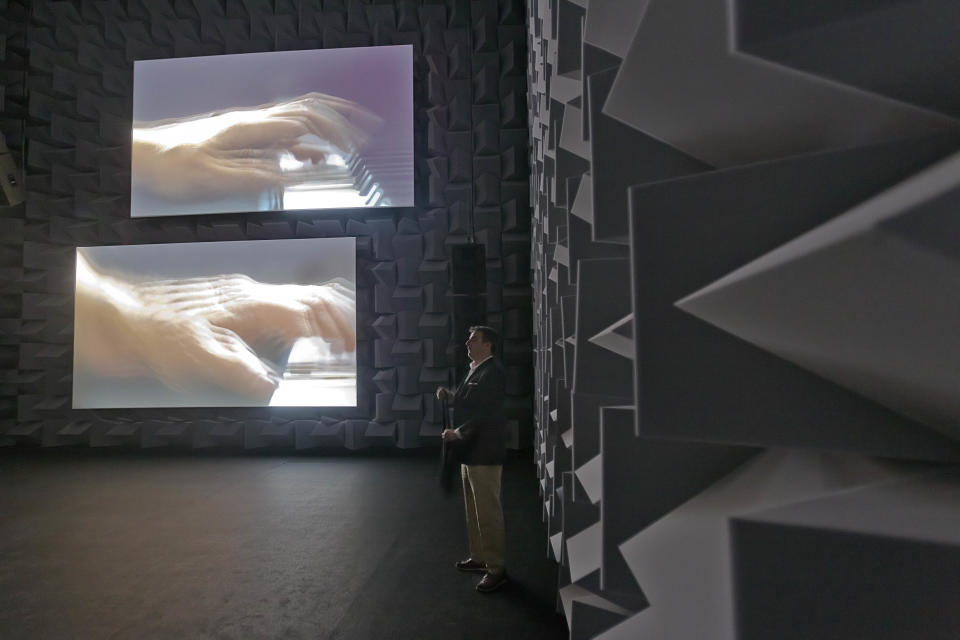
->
<box><xmin>72</xmin><ymin>238</ymin><xmax>357</xmax><ymax>409</ymax></box>
<box><xmin>131</xmin><ymin>45</ymin><xmax>413</xmax><ymax>216</ymax></box>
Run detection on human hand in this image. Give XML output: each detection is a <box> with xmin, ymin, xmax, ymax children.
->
<box><xmin>74</xmin><ymin>253</ymin><xmax>355</xmax><ymax>402</ymax></box>
<box><xmin>442</xmin><ymin>429</ymin><xmax>458</xmax><ymax>442</ymax></box>
<box><xmin>132</xmin><ymin>92</ymin><xmax>383</xmax><ymax>201</ymax></box>
<box><xmin>74</xmin><ymin>255</ymin><xmax>282</xmax><ymax>402</ymax></box>
<box><xmin>137</xmin><ymin>274</ymin><xmax>357</xmax><ymax>354</ymax></box>
<box><xmin>204</xmin><ymin>93</ymin><xmax>381</xmax><ymax>156</ymax></box>
<box><xmin>128</xmin><ymin>309</ymin><xmax>281</xmax><ymax>401</ymax></box>
<box><xmin>436</xmin><ymin>387</ymin><xmax>450</xmax><ymax>401</ymax></box>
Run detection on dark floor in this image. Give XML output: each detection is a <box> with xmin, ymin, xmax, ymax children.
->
<box><xmin>0</xmin><ymin>448</ymin><xmax>567</xmax><ymax>640</ymax></box>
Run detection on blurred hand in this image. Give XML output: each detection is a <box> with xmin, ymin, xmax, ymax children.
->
<box><xmin>128</xmin><ymin>309</ymin><xmax>281</xmax><ymax>401</ymax></box>
<box><xmin>132</xmin><ymin>92</ymin><xmax>383</xmax><ymax>201</ymax></box>
<box><xmin>74</xmin><ymin>253</ymin><xmax>355</xmax><ymax>401</ymax></box>
<box><xmin>436</xmin><ymin>386</ymin><xmax>451</xmax><ymax>401</ymax></box>
<box><xmin>138</xmin><ymin>274</ymin><xmax>357</xmax><ymax>354</ymax></box>
<box><xmin>442</xmin><ymin>429</ymin><xmax>458</xmax><ymax>442</ymax></box>
<box><xmin>204</xmin><ymin>93</ymin><xmax>381</xmax><ymax>156</ymax></box>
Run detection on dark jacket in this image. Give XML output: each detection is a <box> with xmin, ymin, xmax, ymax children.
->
<box><xmin>452</xmin><ymin>357</ymin><xmax>507</xmax><ymax>466</ymax></box>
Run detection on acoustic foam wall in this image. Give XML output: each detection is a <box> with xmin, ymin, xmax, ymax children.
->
<box><xmin>0</xmin><ymin>0</ymin><xmax>531</xmax><ymax>451</ymax></box>
<box><xmin>529</xmin><ymin>1</ymin><xmax>960</xmax><ymax>638</ymax></box>
<box><xmin>0</xmin><ymin>0</ymin><xmax>29</xmax><ymax>445</ymax></box>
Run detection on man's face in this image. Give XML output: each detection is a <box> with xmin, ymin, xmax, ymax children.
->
<box><xmin>465</xmin><ymin>330</ymin><xmax>490</xmax><ymax>362</ymax></box>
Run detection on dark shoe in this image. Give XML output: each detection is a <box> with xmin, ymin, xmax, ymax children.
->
<box><xmin>476</xmin><ymin>571</ymin><xmax>508</xmax><ymax>593</ymax></box>
<box><xmin>456</xmin><ymin>558</ymin><xmax>486</xmax><ymax>573</ymax></box>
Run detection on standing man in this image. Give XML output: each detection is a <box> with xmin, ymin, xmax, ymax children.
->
<box><xmin>437</xmin><ymin>325</ymin><xmax>508</xmax><ymax>593</ymax></box>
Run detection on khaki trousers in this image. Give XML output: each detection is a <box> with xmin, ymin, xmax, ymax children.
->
<box><xmin>461</xmin><ymin>463</ymin><xmax>506</xmax><ymax>575</ymax></box>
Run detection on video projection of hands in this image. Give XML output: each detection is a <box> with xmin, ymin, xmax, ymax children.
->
<box><xmin>131</xmin><ymin>92</ymin><xmax>383</xmax><ymax>204</ymax></box>
<box><xmin>72</xmin><ymin>48</ymin><xmax>413</xmax><ymax>407</ymax></box>
<box><xmin>74</xmin><ymin>250</ymin><xmax>356</xmax><ymax>406</ymax></box>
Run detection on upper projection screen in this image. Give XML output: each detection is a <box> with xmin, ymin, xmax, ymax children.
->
<box><xmin>73</xmin><ymin>237</ymin><xmax>357</xmax><ymax>409</ymax></box>
<box><xmin>131</xmin><ymin>45</ymin><xmax>413</xmax><ymax>217</ymax></box>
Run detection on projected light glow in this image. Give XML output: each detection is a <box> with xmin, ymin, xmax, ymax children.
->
<box><xmin>72</xmin><ymin>238</ymin><xmax>357</xmax><ymax>409</ymax></box>
<box><xmin>131</xmin><ymin>46</ymin><xmax>413</xmax><ymax>217</ymax></box>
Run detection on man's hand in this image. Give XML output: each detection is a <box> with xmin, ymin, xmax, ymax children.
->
<box><xmin>435</xmin><ymin>386</ymin><xmax>451</xmax><ymax>401</ymax></box>
<box><xmin>441</xmin><ymin>429</ymin><xmax>458</xmax><ymax>442</ymax></box>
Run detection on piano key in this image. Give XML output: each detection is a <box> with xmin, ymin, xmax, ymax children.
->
<box><xmin>280</xmin><ymin>147</ymin><xmax>414</xmax><ymax>209</ymax></box>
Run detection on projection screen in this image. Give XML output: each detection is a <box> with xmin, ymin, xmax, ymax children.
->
<box><xmin>131</xmin><ymin>45</ymin><xmax>413</xmax><ymax>216</ymax></box>
<box><xmin>73</xmin><ymin>238</ymin><xmax>357</xmax><ymax>409</ymax></box>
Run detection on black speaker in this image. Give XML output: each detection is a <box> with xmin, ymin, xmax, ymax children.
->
<box><xmin>451</xmin><ymin>243</ymin><xmax>486</xmax><ymax>295</ymax></box>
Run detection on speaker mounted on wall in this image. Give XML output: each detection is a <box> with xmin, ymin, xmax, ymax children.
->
<box><xmin>451</xmin><ymin>243</ymin><xmax>487</xmax><ymax>295</ymax></box>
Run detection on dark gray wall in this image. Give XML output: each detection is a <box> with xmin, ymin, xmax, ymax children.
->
<box><xmin>0</xmin><ymin>0</ymin><xmax>532</xmax><ymax>450</ymax></box>
<box><xmin>529</xmin><ymin>1</ymin><xmax>960</xmax><ymax>638</ymax></box>
<box><xmin>0</xmin><ymin>0</ymin><xmax>30</xmax><ymax>444</ymax></box>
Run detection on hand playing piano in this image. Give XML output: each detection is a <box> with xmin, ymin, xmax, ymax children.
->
<box><xmin>74</xmin><ymin>253</ymin><xmax>356</xmax><ymax>403</ymax></box>
<box><xmin>138</xmin><ymin>274</ymin><xmax>357</xmax><ymax>354</ymax></box>
<box><xmin>132</xmin><ymin>92</ymin><xmax>383</xmax><ymax>201</ymax></box>
<box><xmin>206</xmin><ymin>93</ymin><xmax>382</xmax><ymax>157</ymax></box>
